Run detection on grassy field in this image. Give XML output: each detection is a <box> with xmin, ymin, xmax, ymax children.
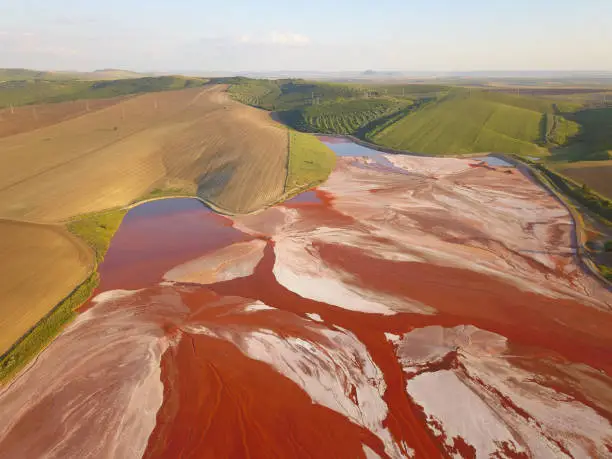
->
<box><xmin>67</xmin><ymin>209</ymin><xmax>128</xmax><ymax>264</ymax></box>
<box><xmin>371</xmin><ymin>91</ymin><xmax>558</xmax><ymax>155</ymax></box>
<box><xmin>542</xmin><ymin>107</ymin><xmax>612</xmax><ymax>199</ymax></box>
<box><xmin>286</xmin><ymin>131</ymin><xmax>336</xmax><ymax>192</ymax></box>
<box><xmin>551</xmin><ymin>108</ymin><xmax>612</xmax><ymax>162</ymax></box>
<box><xmin>229</xmin><ymin>80</ymin><xmax>588</xmax><ymax>156</ymax></box>
<box><xmin>0</xmin><ymin>76</ymin><xmax>207</xmax><ymax>108</ymax></box>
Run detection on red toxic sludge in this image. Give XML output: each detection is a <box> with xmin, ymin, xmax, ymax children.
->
<box><xmin>0</xmin><ymin>140</ymin><xmax>611</xmax><ymax>459</ymax></box>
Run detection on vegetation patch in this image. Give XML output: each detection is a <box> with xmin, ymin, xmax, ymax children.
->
<box><xmin>286</xmin><ymin>131</ymin><xmax>336</xmax><ymax>192</ymax></box>
<box><xmin>551</xmin><ymin>108</ymin><xmax>612</xmax><ymax>162</ymax></box>
<box><xmin>540</xmin><ymin>112</ymin><xmax>580</xmax><ymax>146</ymax></box>
<box><xmin>598</xmin><ymin>264</ymin><xmax>612</xmax><ymax>280</ymax></box>
<box><xmin>67</xmin><ymin>208</ymin><xmax>128</xmax><ymax>264</ymax></box>
<box><xmin>138</xmin><ymin>187</ymin><xmax>195</xmax><ymax>201</ymax></box>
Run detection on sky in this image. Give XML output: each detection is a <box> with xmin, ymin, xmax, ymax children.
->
<box><xmin>1</xmin><ymin>0</ymin><xmax>611</xmax><ymax>73</ymax></box>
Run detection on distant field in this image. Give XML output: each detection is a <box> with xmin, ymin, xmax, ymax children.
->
<box><xmin>228</xmin><ymin>79</ymin><xmax>603</xmax><ymax>157</ymax></box>
<box><xmin>551</xmin><ymin>108</ymin><xmax>612</xmax><ymax>162</ymax></box>
<box><xmin>371</xmin><ymin>91</ymin><xmax>557</xmax><ymax>155</ymax></box>
<box><xmin>228</xmin><ymin>79</ymin><xmax>367</xmax><ymax>111</ymax></box>
<box><xmin>0</xmin><ymin>68</ymin><xmax>147</xmax><ymax>82</ymax></box>
<box><xmin>0</xmin><ymin>76</ymin><xmax>207</xmax><ymax>108</ymax></box>
<box><xmin>556</xmin><ymin>161</ymin><xmax>612</xmax><ymax>199</ymax></box>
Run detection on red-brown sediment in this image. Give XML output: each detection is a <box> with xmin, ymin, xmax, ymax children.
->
<box><xmin>0</xmin><ymin>140</ymin><xmax>611</xmax><ymax>458</ymax></box>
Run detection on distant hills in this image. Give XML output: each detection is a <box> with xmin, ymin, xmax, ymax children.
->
<box><xmin>0</xmin><ymin>74</ymin><xmax>208</xmax><ymax>108</ymax></box>
<box><xmin>0</xmin><ymin>68</ymin><xmax>149</xmax><ymax>82</ymax></box>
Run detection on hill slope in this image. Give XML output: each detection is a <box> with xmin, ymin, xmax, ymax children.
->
<box><xmin>0</xmin><ymin>76</ymin><xmax>207</xmax><ymax>108</ymax></box>
<box><xmin>228</xmin><ymin>78</ymin><xmax>439</xmax><ymax>136</ymax></box>
<box><xmin>0</xmin><ymin>84</ymin><xmax>326</xmax><ymax>361</ymax></box>
<box><xmin>371</xmin><ymin>91</ymin><xmax>559</xmax><ymax>155</ymax></box>
<box><xmin>0</xmin><ymin>68</ymin><xmax>146</xmax><ymax>81</ymax></box>
<box><xmin>0</xmin><ymin>85</ymin><xmax>289</xmax><ymax>221</ymax></box>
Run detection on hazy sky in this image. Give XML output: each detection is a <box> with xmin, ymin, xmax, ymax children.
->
<box><xmin>1</xmin><ymin>0</ymin><xmax>611</xmax><ymax>72</ymax></box>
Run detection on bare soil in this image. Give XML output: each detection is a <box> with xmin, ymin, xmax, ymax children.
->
<box><xmin>0</xmin><ymin>220</ymin><xmax>93</xmax><ymax>355</ymax></box>
<box><xmin>0</xmin><ymin>85</ymin><xmax>288</xmax><ymax>222</ymax></box>
<box><xmin>0</xmin><ymin>97</ymin><xmax>126</xmax><ymax>139</ymax></box>
<box><xmin>558</xmin><ymin>162</ymin><xmax>612</xmax><ymax>199</ymax></box>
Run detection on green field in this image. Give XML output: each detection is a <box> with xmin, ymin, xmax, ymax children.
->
<box><xmin>228</xmin><ymin>79</ymin><xmax>598</xmax><ymax>157</ymax></box>
<box><xmin>286</xmin><ymin>131</ymin><xmax>336</xmax><ymax>191</ymax></box>
<box><xmin>228</xmin><ymin>79</ymin><xmax>369</xmax><ymax>111</ymax></box>
<box><xmin>551</xmin><ymin>108</ymin><xmax>612</xmax><ymax>162</ymax></box>
<box><xmin>371</xmin><ymin>91</ymin><xmax>569</xmax><ymax>155</ymax></box>
<box><xmin>0</xmin><ymin>76</ymin><xmax>208</xmax><ymax>108</ymax></box>
<box><xmin>228</xmin><ymin>78</ymin><xmax>440</xmax><ymax>136</ymax></box>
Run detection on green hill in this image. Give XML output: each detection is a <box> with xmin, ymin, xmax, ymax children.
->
<box><xmin>0</xmin><ymin>76</ymin><xmax>208</xmax><ymax>108</ymax></box>
<box><xmin>0</xmin><ymin>68</ymin><xmax>69</xmax><ymax>81</ymax></box>
<box><xmin>281</xmin><ymin>98</ymin><xmax>411</xmax><ymax>135</ymax></box>
<box><xmin>227</xmin><ymin>78</ymin><xmax>439</xmax><ymax>135</ymax></box>
<box><xmin>0</xmin><ymin>68</ymin><xmax>147</xmax><ymax>82</ymax></box>
<box><xmin>370</xmin><ymin>91</ymin><xmax>573</xmax><ymax>155</ymax></box>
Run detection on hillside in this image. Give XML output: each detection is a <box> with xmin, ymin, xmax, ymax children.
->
<box><xmin>371</xmin><ymin>91</ymin><xmax>570</xmax><ymax>155</ymax></box>
<box><xmin>552</xmin><ymin>107</ymin><xmax>612</xmax><ymax>161</ymax></box>
<box><xmin>0</xmin><ymin>68</ymin><xmax>72</xmax><ymax>81</ymax></box>
<box><xmin>0</xmin><ymin>68</ymin><xmax>146</xmax><ymax>81</ymax></box>
<box><xmin>0</xmin><ymin>76</ymin><xmax>208</xmax><ymax>108</ymax></box>
<box><xmin>0</xmin><ymin>84</ymin><xmax>316</xmax><ymax>359</ymax></box>
<box><xmin>228</xmin><ymin>78</ymin><xmax>441</xmax><ymax>135</ymax></box>
<box><xmin>281</xmin><ymin>98</ymin><xmax>412</xmax><ymax>134</ymax></box>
